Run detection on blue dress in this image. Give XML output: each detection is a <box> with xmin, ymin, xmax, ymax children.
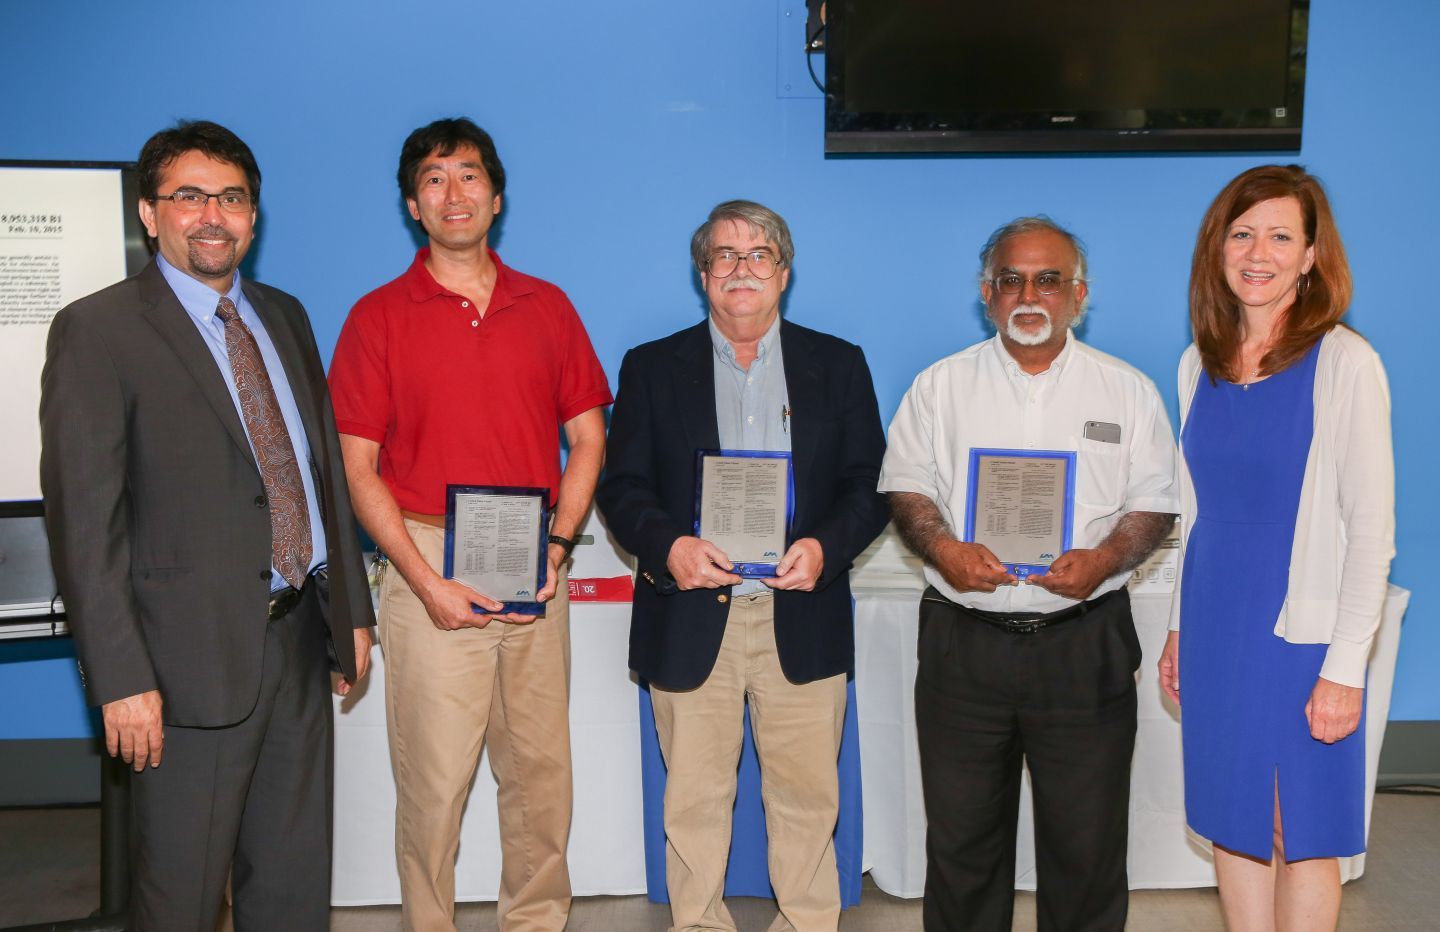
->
<box><xmin>1179</xmin><ymin>341</ymin><xmax>1366</xmax><ymax>861</ymax></box>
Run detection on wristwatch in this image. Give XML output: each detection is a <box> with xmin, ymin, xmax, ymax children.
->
<box><xmin>548</xmin><ymin>533</ymin><xmax>578</xmax><ymax>558</ymax></box>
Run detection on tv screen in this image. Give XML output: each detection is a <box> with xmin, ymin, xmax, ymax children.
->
<box><xmin>825</xmin><ymin>0</ymin><xmax>1309</xmax><ymax>153</ymax></box>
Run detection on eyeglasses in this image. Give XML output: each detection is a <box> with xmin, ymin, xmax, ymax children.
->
<box><xmin>706</xmin><ymin>250</ymin><xmax>783</xmax><ymax>280</ymax></box>
<box><xmin>991</xmin><ymin>272</ymin><xmax>1079</xmax><ymax>295</ymax></box>
<box><xmin>152</xmin><ymin>188</ymin><xmax>254</xmax><ymax>213</ymax></box>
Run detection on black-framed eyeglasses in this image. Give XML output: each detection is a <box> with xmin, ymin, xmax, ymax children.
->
<box><xmin>991</xmin><ymin>272</ymin><xmax>1079</xmax><ymax>295</ymax></box>
<box><xmin>151</xmin><ymin>188</ymin><xmax>253</xmax><ymax>213</ymax></box>
<box><xmin>705</xmin><ymin>250</ymin><xmax>783</xmax><ymax>280</ymax></box>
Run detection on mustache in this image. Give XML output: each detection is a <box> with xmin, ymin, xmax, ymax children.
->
<box><xmin>188</xmin><ymin>225</ymin><xmax>236</xmax><ymax>243</ymax></box>
<box><xmin>722</xmin><ymin>276</ymin><xmax>765</xmax><ymax>292</ymax></box>
<box><xmin>1008</xmin><ymin>303</ymin><xmax>1050</xmax><ymax>324</ymax></box>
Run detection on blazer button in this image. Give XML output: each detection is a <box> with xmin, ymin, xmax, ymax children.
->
<box><xmin>255</xmin><ymin>495</ymin><xmax>267</xmax><ymax>507</ymax></box>
<box><xmin>259</xmin><ymin>570</ymin><xmax>270</xmax><ymax>581</ymax></box>
<box><xmin>717</xmin><ymin>594</ymin><xmax>728</xmax><ymax>604</ymax></box>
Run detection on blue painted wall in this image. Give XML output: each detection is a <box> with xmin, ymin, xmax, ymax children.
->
<box><xmin>1</xmin><ymin>0</ymin><xmax>1434</xmax><ymax>730</ymax></box>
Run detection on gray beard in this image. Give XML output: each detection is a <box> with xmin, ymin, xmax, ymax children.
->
<box><xmin>1005</xmin><ymin>304</ymin><xmax>1053</xmax><ymax>346</ymax></box>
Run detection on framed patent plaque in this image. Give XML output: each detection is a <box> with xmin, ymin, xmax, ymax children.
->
<box><xmin>444</xmin><ymin>484</ymin><xmax>549</xmax><ymax>616</ymax></box>
<box><xmin>963</xmin><ymin>448</ymin><xmax>1076</xmax><ymax>579</ymax></box>
<box><xmin>693</xmin><ymin>450</ymin><xmax>794</xmax><ymax>578</ymax></box>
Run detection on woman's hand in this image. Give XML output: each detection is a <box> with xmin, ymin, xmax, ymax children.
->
<box><xmin>1305</xmin><ymin>677</ymin><xmax>1364</xmax><ymax>744</ymax></box>
<box><xmin>1158</xmin><ymin>630</ymin><xmax>1180</xmax><ymax>705</ymax></box>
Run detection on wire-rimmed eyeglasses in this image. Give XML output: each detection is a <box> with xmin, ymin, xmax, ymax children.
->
<box><xmin>990</xmin><ymin>272</ymin><xmax>1080</xmax><ymax>295</ymax></box>
<box><xmin>705</xmin><ymin>250</ymin><xmax>783</xmax><ymax>280</ymax></box>
<box><xmin>151</xmin><ymin>188</ymin><xmax>254</xmax><ymax>213</ymax></box>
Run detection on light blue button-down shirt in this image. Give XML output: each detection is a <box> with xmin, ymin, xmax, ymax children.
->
<box><xmin>709</xmin><ymin>315</ymin><xmax>790</xmax><ymax>595</ymax></box>
<box><xmin>157</xmin><ymin>254</ymin><xmax>326</xmax><ymax>590</ymax></box>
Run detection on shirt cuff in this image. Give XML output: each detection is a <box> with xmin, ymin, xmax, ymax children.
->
<box><xmin>875</xmin><ymin>478</ymin><xmax>937</xmax><ymax>499</ymax></box>
<box><xmin>1123</xmin><ymin>496</ymin><xmax>1181</xmax><ymax>515</ymax></box>
<box><xmin>558</xmin><ymin>390</ymin><xmax>614</xmax><ymax>425</ymax></box>
<box><xmin>1318</xmin><ymin>637</ymin><xmax>1373</xmax><ymax>689</ymax></box>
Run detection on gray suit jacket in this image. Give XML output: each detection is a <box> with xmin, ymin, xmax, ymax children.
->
<box><xmin>40</xmin><ymin>259</ymin><xmax>374</xmax><ymax>727</ymax></box>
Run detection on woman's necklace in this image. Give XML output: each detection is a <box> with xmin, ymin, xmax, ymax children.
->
<box><xmin>1239</xmin><ymin>346</ymin><xmax>1267</xmax><ymax>391</ymax></box>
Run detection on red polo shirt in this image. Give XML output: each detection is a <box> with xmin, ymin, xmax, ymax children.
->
<box><xmin>329</xmin><ymin>248</ymin><xmax>612</xmax><ymax>513</ymax></box>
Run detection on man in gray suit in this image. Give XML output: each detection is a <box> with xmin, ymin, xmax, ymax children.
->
<box><xmin>39</xmin><ymin>120</ymin><xmax>375</xmax><ymax>931</ymax></box>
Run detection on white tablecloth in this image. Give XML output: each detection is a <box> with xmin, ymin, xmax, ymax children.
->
<box><xmin>853</xmin><ymin>583</ymin><xmax>1410</xmax><ymax>897</ymax></box>
<box><xmin>329</xmin><ymin>519</ymin><xmax>1408</xmax><ymax>902</ymax></box>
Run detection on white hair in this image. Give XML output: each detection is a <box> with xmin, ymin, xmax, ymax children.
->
<box><xmin>978</xmin><ymin>215</ymin><xmax>1090</xmax><ymax>317</ymax></box>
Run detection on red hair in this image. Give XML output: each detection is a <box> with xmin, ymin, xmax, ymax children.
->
<box><xmin>1189</xmin><ymin>164</ymin><xmax>1353</xmax><ymax>382</ymax></box>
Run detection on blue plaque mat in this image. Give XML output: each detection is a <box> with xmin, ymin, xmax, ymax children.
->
<box><xmin>963</xmin><ymin>448</ymin><xmax>1076</xmax><ymax>579</ymax></box>
<box><xmin>444</xmin><ymin>484</ymin><xmax>550</xmax><ymax>616</ymax></box>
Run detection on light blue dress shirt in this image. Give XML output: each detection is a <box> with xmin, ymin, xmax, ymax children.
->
<box><xmin>157</xmin><ymin>254</ymin><xmax>327</xmax><ymax>590</ymax></box>
<box><xmin>709</xmin><ymin>315</ymin><xmax>790</xmax><ymax>595</ymax></box>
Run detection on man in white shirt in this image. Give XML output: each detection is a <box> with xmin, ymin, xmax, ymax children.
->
<box><xmin>879</xmin><ymin>216</ymin><xmax>1178</xmax><ymax>931</ymax></box>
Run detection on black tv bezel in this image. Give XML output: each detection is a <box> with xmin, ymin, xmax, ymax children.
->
<box><xmin>823</xmin><ymin>1</ymin><xmax>1310</xmax><ymax>155</ymax></box>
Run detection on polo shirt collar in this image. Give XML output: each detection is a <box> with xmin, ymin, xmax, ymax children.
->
<box><xmin>402</xmin><ymin>246</ymin><xmax>534</xmax><ymax>314</ymax></box>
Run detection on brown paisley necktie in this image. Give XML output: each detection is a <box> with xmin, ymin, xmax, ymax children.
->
<box><xmin>215</xmin><ymin>296</ymin><xmax>313</xmax><ymax>589</ymax></box>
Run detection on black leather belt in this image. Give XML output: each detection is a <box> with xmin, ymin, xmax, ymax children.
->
<box><xmin>925</xmin><ymin>585</ymin><xmax>1124</xmax><ymax>636</ymax></box>
<box><xmin>267</xmin><ymin>585</ymin><xmax>305</xmax><ymax>620</ymax></box>
<box><xmin>267</xmin><ymin>568</ymin><xmax>323</xmax><ymax>620</ymax></box>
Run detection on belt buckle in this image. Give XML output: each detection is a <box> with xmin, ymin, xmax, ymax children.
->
<box><xmin>268</xmin><ymin>585</ymin><xmax>302</xmax><ymax>621</ymax></box>
<box><xmin>1002</xmin><ymin>617</ymin><xmax>1043</xmax><ymax>635</ymax></box>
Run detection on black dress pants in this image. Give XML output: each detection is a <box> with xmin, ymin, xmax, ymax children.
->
<box><xmin>915</xmin><ymin>587</ymin><xmax>1140</xmax><ymax>932</ymax></box>
<box><xmin>128</xmin><ymin>586</ymin><xmax>334</xmax><ymax>932</ymax></box>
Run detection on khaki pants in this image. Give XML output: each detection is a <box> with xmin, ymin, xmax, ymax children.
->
<box><xmin>380</xmin><ymin>519</ymin><xmax>572</xmax><ymax>932</ymax></box>
<box><xmin>651</xmin><ymin>593</ymin><xmax>847</xmax><ymax>932</ymax></box>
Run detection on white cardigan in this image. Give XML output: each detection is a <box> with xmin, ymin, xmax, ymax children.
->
<box><xmin>1169</xmin><ymin>327</ymin><xmax>1395</xmax><ymax>688</ymax></box>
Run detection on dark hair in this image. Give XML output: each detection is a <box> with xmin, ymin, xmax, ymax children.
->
<box><xmin>136</xmin><ymin>120</ymin><xmax>261</xmax><ymax>205</ymax></box>
<box><xmin>1190</xmin><ymin>164</ymin><xmax>1353</xmax><ymax>382</ymax></box>
<box><xmin>396</xmin><ymin>118</ymin><xmax>506</xmax><ymax>202</ymax></box>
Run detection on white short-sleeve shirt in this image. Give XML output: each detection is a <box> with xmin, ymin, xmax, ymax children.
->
<box><xmin>879</xmin><ymin>335</ymin><xmax>1179</xmax><ymax>613</ymax></box>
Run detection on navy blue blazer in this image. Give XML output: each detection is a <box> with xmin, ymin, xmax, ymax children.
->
<box><xmin>597</xmin><ymin>319</ymin><xmax>888</xmax><ymax>690</ymax></box>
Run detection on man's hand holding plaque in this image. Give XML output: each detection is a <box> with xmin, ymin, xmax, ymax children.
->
<box><xmin>667</xmin><ymin>536</ymin><xmax>744</xmax><ymax>590</ymax></box>
<box><xmin>929</xmin><ymin>538</ymin><xmax>1019</xmax><ymax>593</ymax></box>
<box><xmin>417</xmin><ymin>574</ymin><xmax>513</xmax><ymax>630</ymax></box>
<box><xmin>762</xmin><ymin>537</ymin><xmax>825</xmax><ymax>591</ymax></box>
<box><xmin>1028</xmin><ymin>547</ymin><xmax>1117</xmax><ymax>600</ymax></box>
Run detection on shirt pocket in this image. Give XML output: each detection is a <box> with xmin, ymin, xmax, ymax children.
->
<box><xmin>1076</xmin><ymin>437</ymin><xmax>1126</xmax><ymax>509</ymax></box>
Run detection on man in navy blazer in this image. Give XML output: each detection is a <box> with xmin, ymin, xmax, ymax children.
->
<box><xmin>598</xmin><ymin>200</ymin><xmax>887</xmax><ymax>932</ymax></box>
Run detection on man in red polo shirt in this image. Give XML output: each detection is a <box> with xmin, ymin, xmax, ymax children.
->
<box><xmin>329</xmin><ymin>117</ymin><xmax>611</xmax><ymax>932</ymax></box>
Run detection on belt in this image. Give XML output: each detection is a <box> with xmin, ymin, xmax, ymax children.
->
<box><xmin>268</xmin><ymin>569</ymin><xmax>321</xmax><ymax>620</ymax></box>
<box><xmin>401</xmin><ymin>510</ymin><xmax>446</xmax><ymax>528</ymax></box>
<box><xmin>925</xmin><ymin>586</ymin><xmax>1124</xmax><ymax>636</ymax></box>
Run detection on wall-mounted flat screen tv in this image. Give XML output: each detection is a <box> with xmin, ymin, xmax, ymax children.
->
<box><xmin>825</xmin><ymin>1</ymin><xmax>1309</xmax><ymax>154</ymax></box>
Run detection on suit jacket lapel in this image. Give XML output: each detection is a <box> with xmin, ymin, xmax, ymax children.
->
<box><xmin>137</xmin><ymin>262</ymin><xmax>256</xmax><ymax>468</ymax></box>
<box><xmin>672</xmin><ymin>322</ymin><xmax>720</xmax><ymax>454</ymax></box>
<box><xmin>780</xmin><ymin>321</ymin><xmax>823</xmax><ymax>519</ymax></box>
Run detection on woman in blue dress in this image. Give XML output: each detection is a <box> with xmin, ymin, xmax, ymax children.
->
<box><xmin>1158</xmin><ymin>165</ymin><xmax>1395</xmax><ymax>931</ymax></box>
